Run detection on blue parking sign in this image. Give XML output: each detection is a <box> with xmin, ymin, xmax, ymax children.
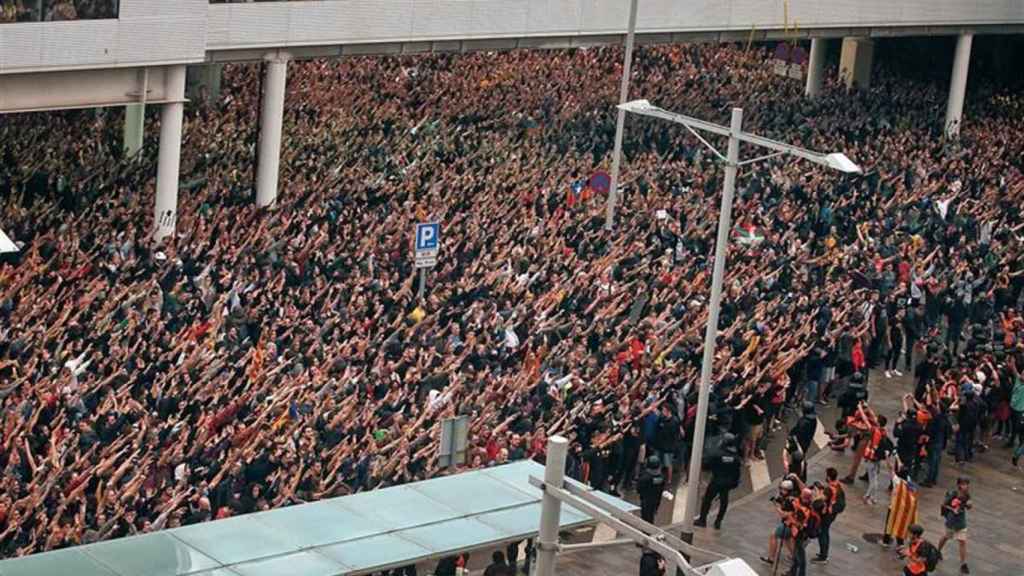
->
<box><xmin>415</xmin><ymin>222</ymin><xmax>440</xmax><ymax>251</ymax></box>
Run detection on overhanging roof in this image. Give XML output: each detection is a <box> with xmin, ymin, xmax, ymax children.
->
<box><xmin>0</xmin><ymin>461</ymin><xmax>636</xmax><ymax>576</ymax></box>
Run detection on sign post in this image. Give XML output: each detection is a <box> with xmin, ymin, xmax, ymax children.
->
<box><xmin>414</xmin><ymin>222</ymin><xmax>440</xmax><ymax>302</ymax></box>
<box><xmin>438</xmin><ymin>415</ymin><xmax>469</xmax><ymax>473</ymax></box>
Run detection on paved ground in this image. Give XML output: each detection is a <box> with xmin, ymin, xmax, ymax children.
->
<box><xmin>412</xmin><ymin>363</ymin><xmax>1022</xmax><ymax>576</ymax></box>
<box><xmin>554</xmin><ymin>366</ymin><xmax>1024</xmax><ymax>576</ymax></box>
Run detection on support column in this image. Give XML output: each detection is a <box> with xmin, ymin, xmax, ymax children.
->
<box><xmin>535</xmin><ymin>436</ymin><xmax>568</xmax><ymax>576</ymax></box>
<box><xmin>154</xmin><ymin>65</ymin><xmax>187</xmax><ymax>243</ymax></box>
<box><xmin>945</xmin><ymin>33</ymin><xmax>973</xmax><ymax>138</ymax></box>
<box><xmin>256</xmin><ymin>52</ymin><xmax>289</xmax><ymax>209</ymax></box>
<box><xmin>805</xmin><ymin>38</ymin><xmax>826</xmax><ymax>98</ymax></box>
<box><xmin>839</xmin><ymin>37</ymin><xmax>873</xmax><ymax>90</ymax></box>
<box><xmin>123</xmin><ymin>104</ymin><xmax>145</xmax><ymax>159</ymax></box>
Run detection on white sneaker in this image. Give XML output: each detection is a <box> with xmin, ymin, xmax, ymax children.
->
<box><xmin>884</xmin><ymin>370</ymin><xmax>891</xmax><ymax>378</ymax></box>
<box><xmin>663</xmin><ymin>490</ymin><xmax>675</xmax><ymax>501</ymax></box>
<box><xmin>893</xmin><ymin>369</ymin><xmax>903</xmax><ymax>377</ymax></box>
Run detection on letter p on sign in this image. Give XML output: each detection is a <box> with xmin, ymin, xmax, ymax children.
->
<box><xmin>416</xmin><ymin>223</ymin><xmax>440</xmax><ymax>251</ymax></box>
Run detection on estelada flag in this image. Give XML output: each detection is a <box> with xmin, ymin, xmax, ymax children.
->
<box><xmin>247</xmin><ymin>336</ymin><xmax>266</xmax><ymax>382</ymax></box>
<box><xmin>885</xmin><ymin>476</ymin><xmax>919</xmax><ymax>540</ymax></box>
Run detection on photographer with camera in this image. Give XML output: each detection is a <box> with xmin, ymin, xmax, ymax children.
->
<box><xmin>937</xmin><ymin>477</ymin><xmax>972</xmax><ymax>574</ymax></box>
<box><xmin>760</xmin><ymin>474</ymin><xmax>804</xmax><ymax>568</ymax></box>
<box><xmin>784</xmin><ymin>484</ymin><xmax>824</xmax><ymax>576</ymax></box>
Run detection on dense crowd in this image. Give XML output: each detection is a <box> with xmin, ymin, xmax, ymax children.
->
<box><xmin>1</xmin><ymin>42</ymin><xmax>1023</xmax><ymax>562</ymax></box>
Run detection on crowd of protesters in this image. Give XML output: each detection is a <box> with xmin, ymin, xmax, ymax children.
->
<box><xmin>0</xmin><ymin>41</ymin><xmax>1023</xmax><ymax>563</ymax></box>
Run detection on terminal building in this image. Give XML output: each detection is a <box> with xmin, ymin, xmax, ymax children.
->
<box><xmin>1</xmin><ymin>0</ymin><xmax>1021</xmax><ymax>242</ymax></box>
<box><xmin>1</xmin><ymin>1</ymin><xmax>1023</xmax><ymax>574</ymax></box>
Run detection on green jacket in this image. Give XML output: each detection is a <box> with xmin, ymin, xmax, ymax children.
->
<box><xmin>1011</xmin><ymin>379</ymin><xmax>1024</xmax><ymax>413</ymax></box>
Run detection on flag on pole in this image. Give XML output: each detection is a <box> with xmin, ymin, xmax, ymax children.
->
<box><xmin>885</xmin><ymin>476</ymin><xmax>919</xmax><ymax>541</ymax></box>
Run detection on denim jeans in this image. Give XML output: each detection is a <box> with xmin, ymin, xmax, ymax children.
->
<box><xmin>804</xmin><ymin>380</ymin><xmax>819</xmax><ymax>402</ymax></box>
<box><xmin>956</xmin><ymin>427</ymin><xmax>976</xmax><ymax>463</ymax></box>
<box><xmin>864</xmin><ymin>460</ymin><xmax>883</xmax><ymax>501</ymax></box>
<box><xmin>788</xmin><ymin>537</ymin><xmax>807</xmax><ymax>576</ymax></box>
<box><xmin>817</xmin><ymin>516</ymin><xmax>833</xmax><ymax>559</ymax></box>
<box><xmin>925</xmin><ymin>443</ymin><xmax>943</xmax><ymax>484</ymax></box>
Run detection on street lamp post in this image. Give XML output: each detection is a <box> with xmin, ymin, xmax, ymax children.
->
<box><xmin>615</xmin><ymin>99</ymin><xmax>861</xmax><ymax>546</ymax></box>
<box><xmin>604</xmin><ymin>0</ymin><xmax>640</xmax><ymax>231</ymax></box>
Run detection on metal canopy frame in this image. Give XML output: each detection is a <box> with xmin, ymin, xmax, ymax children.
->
<box><xmin>530</xmin><ymin>436</ymin><xmax>729</xmax><ymax>576</ymax></box>
<box><xmin>0</xmin><ymin>461</ymin><xmax>637</xmax><ymax>576</ymax></box>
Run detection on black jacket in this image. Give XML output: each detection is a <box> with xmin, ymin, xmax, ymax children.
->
<box><xmin>708</xmin><ymin>451</ymin><xmax>742</xmax><ymax>489</ymax></box>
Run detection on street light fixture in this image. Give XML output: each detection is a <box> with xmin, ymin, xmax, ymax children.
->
<box><xmin>0</xmin><ymin>227</ymin><xmax>18</xmax><ymax>254</ymax></box>
<box><xmin>616</xmin><ymin>99</ymin><xmax>860</xmax><ymax>546</ymax></box>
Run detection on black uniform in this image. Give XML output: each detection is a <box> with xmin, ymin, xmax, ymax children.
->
<box><xmin>791</xmin><ymin>412</ymin><xmax>819</xmax><ymax>454</ymax></box>
<box><xmin>696</xmin><ymin>447</ymin><xmax>742</xmax><ymax>528</ymax></box>
<box><xmin>636</xmin><ymin>463</ymin><xmax>666</xmax><ymax>523</ymax></box>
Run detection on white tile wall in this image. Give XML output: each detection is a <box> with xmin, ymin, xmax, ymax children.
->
<box><xmin>0</xmin><ymin>0</ymin><xmax>206</xmax><ymax>74</ymax></box>
<box><xmin>1</xmin><ymin>0</ymin><xmax>1022</xmax><ymax>75</ymax></box>
<box><xmin>210</xmin><ymin>0</ymin><xmax>1023</xmax><ymax>51</ymax></box>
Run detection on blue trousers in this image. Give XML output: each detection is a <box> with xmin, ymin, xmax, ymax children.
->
<box><xmin>955</xmin><ymin>427</ymin><xmax>975</xmax><ymax>463</ymax></box>
<box><xmin>925</xmin><ymin>443</ymin><xmax>943</xmax><ymax>483</ymax></box>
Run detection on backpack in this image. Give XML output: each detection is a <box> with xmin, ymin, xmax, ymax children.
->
<box><xmin>919</xmin><ymin>540</ymin><xmax>942</xmax><ymax>572</ymax></box>
<box><xmin>801</xmin><ymin>507</ymin><xmax>822</xmax><ymax>540</ymax></box>
<box><xmin>830</xmin><ymin>483</ymin><xmax>846</xmax><ymax>516</ymax></box>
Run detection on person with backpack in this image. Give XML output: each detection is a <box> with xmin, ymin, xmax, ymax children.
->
<box><xmin>812</xmin><ymin>467</ymin><xmax>845</xmax><ymax>564</ymax></box>
<box><xmin>922</xmin><ymin>398</ymin><xmax>954</xmax><ymax>487</ymax></box>
<box><xmin>652</xmin><ymin>403</ymin><xmax>681</xmax><ymax>484</ymax></box>
<box><xmin>900</xmin><ymin>524</ymin><xmax>942</xmax><ymax>575</ymax></box>
<box><xmin>864</xmin><ymin>414</ymin><xmax>895</xmax><ymax>506</ymax></box>
<box><xmin>636</xmin><ymin>455</ymin><xmax>666</xmax><ymax>524</ymax></box>
<box><xmin>787</xmin><ymin>487</ymin><xmax>821</xmax><ymax>576</ymax></box>
<box><xmin>937</xmin><ymin>477</ymin><xmax>972</xmax><ymax>575</ymax></box>
<box><xmin>956</xmin><ymin>389</ymin><xmax>983</xmax><ymax>465</ymax></box>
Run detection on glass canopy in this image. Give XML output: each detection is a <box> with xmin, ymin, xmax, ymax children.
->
<box><xmin>0</xmin><ymin>460</ymin><xmax>636</xmax><ymax>576</ymax></box>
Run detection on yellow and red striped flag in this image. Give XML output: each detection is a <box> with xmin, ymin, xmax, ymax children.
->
<box><xmin>885</xmin><ymin>476</ymin><xmax>919</xmax><ymax>540</ymax></box>
<box><xmin>247</xmin><ymin>336</ymin><xmax>266</xmax><ymax>382</ymax></box>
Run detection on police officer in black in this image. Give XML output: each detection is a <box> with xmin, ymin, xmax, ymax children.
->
<box><xmin>838</xmin><ymin>373</ymin><xmax>869</xmax><ymax>419</ymax></box>
<box><xmin>790</xmin><ymin>402</ymin><xmax>819</xmax><ymax>454</ymax></box>
<box><xmin>694</xmin><ymin>433</ymin><xmax>743</xmax><ymax>529</ymax></box>
<box><xmin>637</xmin><ymin>455</ymin><xmax>666</xmax><ymax>523</ymax></box>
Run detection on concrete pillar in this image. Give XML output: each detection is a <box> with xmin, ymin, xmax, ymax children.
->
<box><xmin>255</xmin><ymin>52</ymin><xmax>289</xmax><ymax>209</ymax></box>
<box><xmin>123</xmin><ymin>104</ymin><xmax>145</xmax><ymax>159</ymax></box>
<box><xmin>839</xmin><ymin>37</ymin><xmax>873</xmax><ymax>90</ymax></box>
<box><xmin>945</xmin><ymin>33</ymin><xmax>973</xmax><ymax>138</ymax></box>
<box><xmin>154</xmin><ymin>65</ymin><xmax>187</xmax><ymax>243</ymax></box>
<box><xmin>805</xmin><ymin>38</ymin><xmax>827</xmax><ymax>98</ymax></box>
<box><xmin>535</xmin><ymin>436</ymin><xmax>568</xmax><ymax>576</ymax></box>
